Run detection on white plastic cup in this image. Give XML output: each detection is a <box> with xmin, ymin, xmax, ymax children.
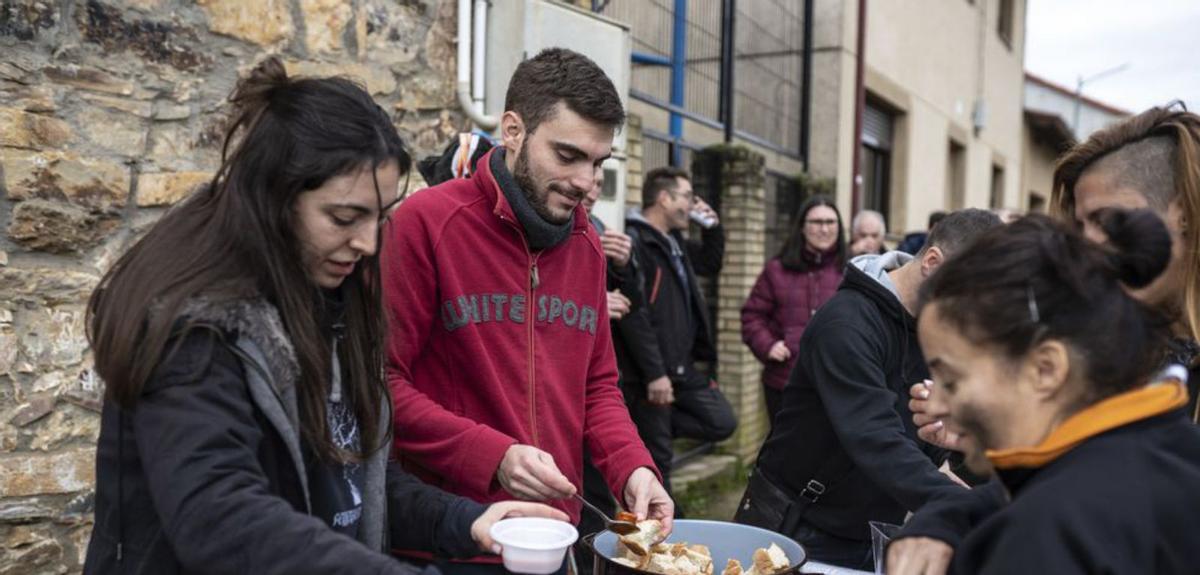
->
<box><xmin>689</xmin><ymin>209</ymin><xmax>717</xmax><ymax>229</ymax></box>
<box><xmin>489</xmin><ymin>517</ymin><xmax>579</xmax><ymax>574</ymax></box>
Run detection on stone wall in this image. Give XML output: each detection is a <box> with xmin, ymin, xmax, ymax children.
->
<box><xmin>0</xmin><ymin>0</ymin><xmax>462</xmax><ymax>571</ymax></box>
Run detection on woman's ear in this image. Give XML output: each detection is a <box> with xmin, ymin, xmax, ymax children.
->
<box><xmin>1025</xmin><ymin>339</ymin><xmax>1072</xmax><ymax>399</ymax></box>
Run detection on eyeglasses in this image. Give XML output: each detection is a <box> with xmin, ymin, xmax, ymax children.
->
<box><xmin>671</xmin><ymin>190</ymin><xmax>697</xmax><ymax>205</ymax></box>
<box><xmin>805</xmin><ymin>218</ymin><xmax>838</xmax><ymax>227</ymax></box>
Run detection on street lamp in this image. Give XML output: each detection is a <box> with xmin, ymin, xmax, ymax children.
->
<box><xmin>1072</xmin><ymin>62</ymin><xmax>1130</xmax><ymax>137</ymax></box>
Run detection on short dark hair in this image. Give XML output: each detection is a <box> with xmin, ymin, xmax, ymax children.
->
<box><xmin>920</xmin><ymin>210</ymin><xmax>1172</xmax><ymax>403</ymax></box>
<box><xmin>921</xmin><ymin>208</ymin><xmax>1002</xmax><ymax>258</ymax></box>
<box><xmin>504</xmin><ymin>48</ymin><xmax>625</xmax><ymax>134</ymax></box>
<box><xmin>928</xmin><ymin>210</ymin><xmax>947</xmax><ymax>229</ymax></box>
<box><xmin>641</xmin><ymin>166</ymin><xmax>690</xmax><ymax>208</ymax></box>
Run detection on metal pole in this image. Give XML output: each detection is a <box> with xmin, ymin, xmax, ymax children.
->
<box><xmin>719</xmin><ymin>0</ymin><xmax>736</xmax><ymax>143</ymax></box>
<box><xmin>850</xmin><ymin>0</ymin><xmax>867</xmax><ymax>216</ymax></box>
<box><xmin>670</xmin><ymin>0</ymin><xmax>688</xmax><ymax>166</ymax></box>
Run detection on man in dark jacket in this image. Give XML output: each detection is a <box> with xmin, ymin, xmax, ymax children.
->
<box><xmin>619</xmin><ymin>166</ymin><xmax>737</xmax><ymax>498</ymax></box>
<box><xmin>734</xmin><ymin>209</ymin><xmax>1001</xmax><ymax>571</ymax></box>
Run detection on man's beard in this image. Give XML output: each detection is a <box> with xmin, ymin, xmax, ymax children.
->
<box><xmin>513</xmin><ymin>142</ymin><xmax>575</xmax><ymax>225</ymax></box>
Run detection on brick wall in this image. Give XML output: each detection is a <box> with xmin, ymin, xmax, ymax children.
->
<box><xmin>0</xmin><ymin>1</ymin><xmax>461</xmax><ymax>571</ymax></box>
<box><xmin>692</xmin><ymin>145</ymin><xmax>770</xmax><ymax>462</ymax></box>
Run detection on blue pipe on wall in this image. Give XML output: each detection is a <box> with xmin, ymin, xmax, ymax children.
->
<box><xmin>670</xmin><ymin>0</ymin><xmax>687</xmax><ymax>166</ymax></box>
<box><xmin>632</xmin><ymin>51</ymin><xmax>672</xmax><ymax>66</ymax></box>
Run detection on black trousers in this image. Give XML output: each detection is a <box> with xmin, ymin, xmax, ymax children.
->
<box><xmin>762</xmin><ymin>384</ymin><xmax>783</xmax><ymax>430</ymax></box>
<box><xmin>625</xmin><ymin>376</ymin><xmax>737</xmax><ymax>495</ymax></box>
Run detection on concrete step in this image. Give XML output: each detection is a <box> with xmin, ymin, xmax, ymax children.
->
<box><xmin>670</xmin><ymin>454</ymin><xmax>746</xmax><ymax>520</ymax></box>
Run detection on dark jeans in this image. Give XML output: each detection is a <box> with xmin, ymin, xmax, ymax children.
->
<box><xmin>626</xmin><ymin>375</ymin><xmax>737</xmax><ymax>495</ymax></box>
<box><xmin>763</xmin><ymin>384</ymin><xmax>783</xmax><ymax>429</ymax></box>
<box><xmin>792</xmin><ymin>520</ymin><xmax>873</xmax><ymax>572</ymax></box>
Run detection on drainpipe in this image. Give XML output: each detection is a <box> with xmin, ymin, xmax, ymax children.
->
<box><xmin>670</xmin><ymin>0</ymin><xmax>687</xmax><ymax>166</ymax></box>
<box><xmin>719</xmin><ymin>0</ymin><xmax>735</xmax><ymax>144</ymax></box>
<box><xmin>457</xmin><ymin>0</ymin><xmax>497</xmax><ymax>130</ymax></box>
<box><xmin>800</xmin><ymin>0</ymin><xmax>813</xmax><ymax>170</ymax></box>
<box><xmin>850</xmin><ymin>0</ymin><xmax>867</xmax><ymax>215</ymax></box>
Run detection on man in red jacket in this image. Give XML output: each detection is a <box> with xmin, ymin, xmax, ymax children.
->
<box><xmin>382</xmin><ymin>48</ymin><xmax>672</xmax><ymax>572</ymax></box>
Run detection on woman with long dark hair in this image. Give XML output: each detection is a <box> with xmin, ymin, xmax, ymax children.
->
<box><xmin>890</xmin><ymin>210</ymin><xmax>1200</xmax><ymax>573</ymax></box>
<box><xmin>741</xmin><ymin>195</ymin><xmax>847</xmax><ymax>422</ymax></box>
<box><xmin>83</xmin><ymin>57</ymin><xmax>562</xmax><ymax>574</ymax></box>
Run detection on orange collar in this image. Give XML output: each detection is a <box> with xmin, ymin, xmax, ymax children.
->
<box><xmin>987</xmin><ymin>382</ymin><xmax>1189</xmax><ymax>470</ymax></box>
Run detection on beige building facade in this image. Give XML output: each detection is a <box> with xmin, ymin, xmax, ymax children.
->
<box><xmin>810</xmin><ymin>0</ymin><xmax>1028</xmax><ymax>235</ymax></box>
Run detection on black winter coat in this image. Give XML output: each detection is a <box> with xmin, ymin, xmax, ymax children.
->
<box><xmin>755</xmin><ymin>258</ymin><xmax>960</xmax><ymax>541</ymax></box>
<box><xmin>616</xmin><ymin>217</ymin><xmax>724</xmax><ymax>388</ymax></box>
<box><xmin>84</xmin><ymin>297</ymin><xmax>483</xmax><ymax>574</ymax></box>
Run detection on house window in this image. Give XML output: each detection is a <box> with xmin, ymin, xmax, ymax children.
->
<box><xmin>861</xmin><ymin>102</ymin><xmax>894</xmax><ymax>220</ymax></box>
<box><xmin>990</xmin><ymin>164</ymin><xmax>1005</xmax><ymax>209</ymax></box>
<box><xmin>1029</xmin><ymin>192</ymin><xmax>1046</xmax><ymax>213</ymax></box>
<box><xmin>997</xmin><ymin>0</ymin><xmax>1014</xmax><ymax>47</ymax></box>
<box><xmin>946</xmin><ymin>140</ymin><xmax>966</xmax><ymax>210</ymax></box>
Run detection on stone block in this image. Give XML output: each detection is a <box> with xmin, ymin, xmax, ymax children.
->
<box><xmin>0</xmin><ymin>267</ymin><xmax>100</xmax><ymax>308</ymax></box>
<box><xmin>42</xmin><ymin>64</ymin><xmax>134</xmax><ymax>96</ymax></box>
<box><xmin>0</xmin><ymin>107</ymin><xmax>71</xmax><ymax>150</ymax></box>
<box><xmin>0</xmin><ymin>0</ymin><xmax>59</xmax><ymax>41</ymax></box>
<box><xmin>0</xmin><ymin>497</ymin><xmax>57</xmax><ymax>522</ymax></box>
<box><xmin>0</xmin><ymin>538</ymin><xmax>62</xmax><ymax>573</ymax></box>
<box><xmin>285</xmin><ymin>60</ymin><xmax>397</xmax><ymax>96</ymax></box>
<box><xmin>28</xmin><ymin>408</ymin><xmax>101</xmax><ymax>452</ymax></box>
<box><xmin>7</xmin><ymin>200</ymin><xmax>122</xmax><ymax>254</ymax></box>
<box><xmin>301</xmin><ymin>0</ymin><xmax>352</xmax><ymax>53</ymax></box>
<box><xmin>15</xmin><ymin>307</ymin><xmax>89</xmax><ymax>371</ymax></box>
<box><xmin>9</xmin><ymin>394</ymin><xmax>56</xmax><ymax>427</ymax></box>
<box><xmin>76</xmin><ymin>1</ymin><xmax>207</xmax><ymax>71</ymax></box>
<box><xmin>137</xmin><ymin>171</ymin><xmax>210</xmax><ymax>207</ymax></box>
<box><xmin>1</xmin><ymin>149</ymin><xmax>131</xmax><ymax>212</ymax></box>
<box><xmin>75</xmin><ymin>106</ymin><xmax>148</xmax><ymax>156</ymax></box>
<box><xmin>197</xmin><ymin>0</ymin><xmax>293</xmax><ymax>47</ymax></box>
<box><xmin>0</xmin><ymin>449</ymin><xmax>95</xmax><ymax>497</ymax></box>
<box><xmin>77</xmin><ymin>92</ymin><xmax>153</xmax><ymax>118</ymax></box>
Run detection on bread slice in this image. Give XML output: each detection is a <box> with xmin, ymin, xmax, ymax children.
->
<box><xmin>618</xmin><ymin>519</ymin><xmax>664</xmax><ymax>556</ymax></box>
<box><xmin>751</xmin><ymin>543</ymin><xmax>790</xmax><ymax>575</ymax></box>
<box><xmin>721</xmin><ymin>559</ymin><xmax>744</xmax><ymax>575</ymax></box>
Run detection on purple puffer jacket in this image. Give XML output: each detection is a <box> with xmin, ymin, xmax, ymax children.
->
<box><xmin>740</xmin><ymin>251</ymin><xmax>843</xmax><ymax>390</ymax></box>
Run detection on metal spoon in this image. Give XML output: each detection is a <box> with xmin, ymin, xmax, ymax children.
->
<box><xmin>573</xmin><ymin>493</ymin><xmax>640</xmax><ymax>536</ymax></box>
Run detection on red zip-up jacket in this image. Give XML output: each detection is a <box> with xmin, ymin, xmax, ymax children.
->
<box><xmin>382</xmin><ymin>149</ymin><xmax>658</xmax><ymax>530</ymax></box>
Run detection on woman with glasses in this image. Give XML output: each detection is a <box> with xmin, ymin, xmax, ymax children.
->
<box><xmin>741</xmin><ymin>195</ymin><xmax>847</xmax><ymax>423</ymax></box>
<box><xmin>83</xmin><ymin>57</ymin><xmax>562</xmax><ymax>574</ymax></box>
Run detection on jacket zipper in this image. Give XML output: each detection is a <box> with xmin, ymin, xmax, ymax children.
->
<box><xmin>528</xmin><ymin>255</ymin><xmax>540</xmax><ymax>446</ymax></box>
<box><xmin>498</xmin><ymin>213</ymin><xmax>542</xmax><ymax>447</ymax></box>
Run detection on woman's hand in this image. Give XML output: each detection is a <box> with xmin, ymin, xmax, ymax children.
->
<box><xmin>767</xmin><ymin>341</ymin><xmax>791</xmax><ymax>362</ymax></box>
<box><xmin>471</xmin><ymin>501</ymin><xmax>570</xmax><ymax>554</ymax></box>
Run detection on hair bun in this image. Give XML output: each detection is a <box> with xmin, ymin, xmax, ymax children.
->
<box><xmin>1091</xmin><ymin>208</ymin><xmax>1173</xmax><ymax>289</ymax></box>
<box><xmin>230</xmin><ymin>56</ymin><xmax>289</xmax><ymax>112</ymax></box>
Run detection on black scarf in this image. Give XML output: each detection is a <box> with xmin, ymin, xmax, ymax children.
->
<box><xmin>490</xmin><ymin>149</ymin><xmax>573</xmax><ymax>251</ymax></box>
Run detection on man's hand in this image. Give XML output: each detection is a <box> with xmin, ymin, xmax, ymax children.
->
<box><xmin>886</xmin><ymin>537</ymin><xmax>954</xmax><ymax>575</ymax></box>
<box><xmin>692</xmin><ymin>198</ymin><xmax>720</xmax><ymax>227</ymax></box>
<box><xmin>601</xmin><ymin>230</ymin><xmax>633</xmax><ymax>267</ymax></box>
<box><xmin>622</xmin><ymin>467</ymin><xmax>674</xmax><ymax>537</ymax></box>
<box><xmin>646</xmin><ymin>376</ymin><xmax>674</xmax><ymax>406</ymax></box>
<box><xmin>766</xmin><ymin>341</ymin><xmax>791</xmax><ymax>362</ymax></box>
<box><xmin>497</xmin><ymin>444</ymin><xmax>576</xmax><ymax>501</ymax></box>
<box><xmin>472</xmin><ymin>501</ymin><xmax>570</xmax><ymax>554</ymax></box>
<box><xmin>607</xmin><ymin>290</ymin><xmax>631</xmax><ymax>320</ymax></box>
<box><xmin>910</xmin><ymin>381</ymin><xmax>964</xmax><ymax>451</ymax></box>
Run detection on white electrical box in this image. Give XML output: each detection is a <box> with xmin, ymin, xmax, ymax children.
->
<box><xmin>486</xmin><ymin>0</ymin><xmax>632</xmax><ymax>231</ymax></box>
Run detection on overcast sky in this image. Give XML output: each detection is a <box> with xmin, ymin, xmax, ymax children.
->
<box><xmin>1025</xmin><ymin>0</ymin><xmax>1200</xmax><ymax>114</ymax></box>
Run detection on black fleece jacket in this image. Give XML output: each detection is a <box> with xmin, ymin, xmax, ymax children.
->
<box><xmin>756</xmin><ymin>260</ymin><xmax>962</xmax><ymax>541</ymax></box>
<box><xmin>946</xmin><ymin>411</ymin><xmax>1200</xmax><ymax>574</ymax></box>
<box><xmin>616</xmin><ymin>217</ymin><xmax>724</xmax><ymax>388</ymax></box>
<box><xmin>84</xmin><ymin>327</ymin><xmax>484</xmax><ymax>575</ymax></box>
